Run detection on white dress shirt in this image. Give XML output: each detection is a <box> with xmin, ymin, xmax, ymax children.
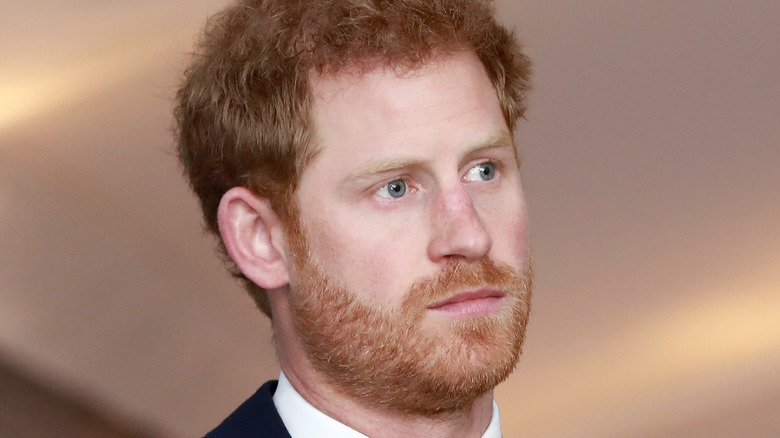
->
<box><xmin>273</xmin><ymin>372</ymin><xmax>502</xmax><ymax>438</ymax></box>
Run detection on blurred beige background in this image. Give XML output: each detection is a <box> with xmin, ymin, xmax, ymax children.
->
<box><xmin>1</xmin><ymin>1</ymin><xmax>778</xmax><ymax>437</ymax></box>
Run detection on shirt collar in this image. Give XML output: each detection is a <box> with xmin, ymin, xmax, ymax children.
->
<box><xmin>273</xmin><ymin>372</ymin><xmax>503</xmax><ymax>438</ymax></box>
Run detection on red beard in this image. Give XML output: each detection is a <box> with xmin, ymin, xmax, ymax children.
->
<box><xmin>289</xmin><ymin>250</ymin><xmax>533</xmax><ymax>415</ymax></box>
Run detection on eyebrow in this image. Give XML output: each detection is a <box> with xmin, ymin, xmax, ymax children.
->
<box><xmin>344</xmin><ymin>131</ymin><xmax>516</xmax><ymax>184</ymax></box>
<box><xmin>345</xmin><ymin>158</ymin><xmax>422</xmax><ymax>183</ymax></box>
<box><xmin>473</xmin><ymin>132</ymin><xmax>516</xmax><ymax>155</ymax></box>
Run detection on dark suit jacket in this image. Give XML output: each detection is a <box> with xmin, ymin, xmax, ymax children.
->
<box><xmin>203</xmin><ymin>380</ymin><xmax>292</xmax><ymax>438</ymax></box>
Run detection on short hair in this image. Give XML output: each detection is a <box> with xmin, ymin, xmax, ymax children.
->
<box><xmin>174</xmin><ymin>0</ymin><xmax>532</xmax><ymax>318</ymax></box>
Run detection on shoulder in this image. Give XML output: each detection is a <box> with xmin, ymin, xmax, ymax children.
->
<box><xmin>203</xmin><ymin>380</ymin><xmax>291</xmax><ymax>438</ymax></box>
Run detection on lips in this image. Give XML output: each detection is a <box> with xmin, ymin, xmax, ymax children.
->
<box><xmin>426</xmin><ymin>288</ymin><xmax>505</xmax><ymax>316</ymax></box>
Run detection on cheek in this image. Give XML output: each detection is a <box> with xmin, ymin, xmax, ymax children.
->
<box><xmin>481</xmin><ymin>196</ymin><xmax>529</xmax><ymax>263</ymax></box>
<box><xmin>509</xmin><ymin>216</ymin><xmax>530</xmax><ymax>262</ymax></box>
<box><xmin>301</xmin><ymin>211</ymin><xmax>424</xmax><ymax>306</ymax></box>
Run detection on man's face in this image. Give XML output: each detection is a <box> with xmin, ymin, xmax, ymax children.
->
<box><xmin>287</xmin><ymin>52</ymin><xmax>532</xmax><ymax>413</ymax></box>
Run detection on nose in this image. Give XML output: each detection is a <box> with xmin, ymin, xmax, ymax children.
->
<box><xmin>427</xmin><ymin>186</ymin><xmax>492</xmax><ymax>263</ymax></box>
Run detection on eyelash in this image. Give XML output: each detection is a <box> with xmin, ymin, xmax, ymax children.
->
<box><xmin>375</xmin><ymin>176</ymin><xmax>413</xmax><ymax>199</ymax></box>
<box><xmin>464</xmin><ymin>160</ymin><xmax>500</xmax><ymax>182</ymax></box>
<box><xmin>373</xmin><ymin>160</ymin><xmax>502</xmax><ymax>200</ymax></box>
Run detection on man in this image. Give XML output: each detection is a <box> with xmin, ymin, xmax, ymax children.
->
<box><xmin>175</xmin><ymin>0</ymin><xmax>533</xmax><ymax>436</ymax></box>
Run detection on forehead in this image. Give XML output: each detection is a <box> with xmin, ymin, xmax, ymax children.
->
<box><xmin>309</xmin><ymin>52</ymin><xmax>491</xmax><ymax>110</ymax></box>
<box><xmin>305</xmin><ymin>51</ymin><xmax>508</xmax><ymax>166</ymax></box>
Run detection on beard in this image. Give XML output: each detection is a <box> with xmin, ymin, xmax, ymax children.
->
<box><xmin>287</xmin><ymin>235</ymin><xmax>533</xmax><ymax>415</ymax></box>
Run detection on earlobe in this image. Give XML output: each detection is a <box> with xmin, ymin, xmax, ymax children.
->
<box><xmin>217</xmin><ymin>187</ymin><xmax>290</xmax><ymax>290</ymax></box>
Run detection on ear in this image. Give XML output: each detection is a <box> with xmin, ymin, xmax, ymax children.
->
<box><xmin>217</xmin><ymin>187</ymin><xmax>290</xmax><ymax>290</ymax></box>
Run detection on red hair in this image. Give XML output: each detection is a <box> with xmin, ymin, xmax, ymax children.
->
<box><xmin>174</xmin><ymin>0</ymin><xmax>532</xmax><ymax>317</ymax></box>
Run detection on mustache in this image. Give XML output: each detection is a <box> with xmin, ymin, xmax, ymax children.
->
<box><xmin>401</xmin><ymin>258</ymin><xmax>529</xmax><ymax>313</ymax></box>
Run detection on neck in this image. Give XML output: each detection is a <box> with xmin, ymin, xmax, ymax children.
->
<box><xmin>280</xmin><ymin>362</ymin><xmax>495</xmax><ymax>438</ymax></box>
<box><xmin>270</xmin><ymin>303</ymin><xmax>495</xmax><ymax>438</ymax></box>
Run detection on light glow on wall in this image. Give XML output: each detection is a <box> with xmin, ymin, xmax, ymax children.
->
<box><xmin>0</xmin><ymin>42</ymin><xmax>166</xmax><ymax>132</ymax></box>
<box><xmin>501</xmin><ymin>258</ymin><xmax>780</xmax><ymax>437</ymax></box>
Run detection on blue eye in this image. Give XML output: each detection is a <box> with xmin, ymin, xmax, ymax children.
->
<box><xmin>377</xmin><ymin>179</ymin><xmax>407</xmax><ymax>198</ymax></box>
<box><xmin>465</xmin><ymin>162</ymin><xmax>496</xmax><ymax>181</ymax></box>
